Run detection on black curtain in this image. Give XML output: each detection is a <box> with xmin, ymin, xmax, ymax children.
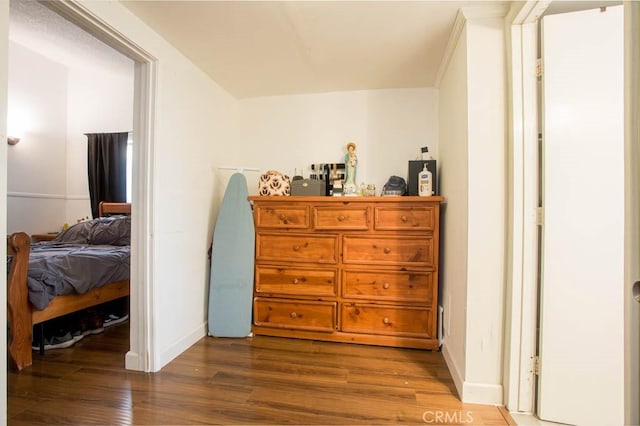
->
<box><xmin>87</xmin><ymin>132</ymin><xmax>129</xmax><ymax>219</ymax></box>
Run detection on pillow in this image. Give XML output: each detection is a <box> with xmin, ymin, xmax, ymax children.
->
<box><xmin>53</xmin><ymin>219</ymin><xmax>98</xmax><ymax>244</ymax></box>
<box><xmin>88</xmin><ymin>215</ymin><xmax>131</xmax><ymax>246</ymax></box>
<box><xmin>258</xmin><ymin>170</ymin><xmax>291</xmax><ymax>196</ymax></box>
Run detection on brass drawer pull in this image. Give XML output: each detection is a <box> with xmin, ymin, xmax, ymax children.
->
<box><xmin>279</xmin><ymin>214</ymin><xmax>286</xmax><ymax>221</ymax></box>
<box><xmin>293</xmin><ymin>245</ymin><xmax>300</xmax><ymax>251</ymax></box>
<box><xmin>290</xmin><ymin>312</ymin><xmax>298</xmax><ymax>319</ymax></box>
<box><xmin>292</xmin><ymin>278</ymin><xmax>299</xmax><ymax>284</ymax></box>
<box><xmin>401</xmin><ymin>215</ymin><xmax>408</xmax><ymax>222</ymax></box>
<box><xmin>382</xmin><ymin>282</ymin><xmax>390</xmax><ymax>289</ymax></box>
<box><xmin>384</xmin><ymin>247</ymin><xmax>391</xmax><ymax>254</ymax></box>
<box><xmin>337</xmin><ymin>215</ymin><xmax>346</xmax><ymax>222</ymax></box>
<box><xmin>382</xmin><ymin>317</ymin><xmax>390</xmax><ymax>325</ymax></box>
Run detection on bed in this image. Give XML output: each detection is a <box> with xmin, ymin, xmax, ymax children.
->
<box><xmin>6</xmin><ymin>202</ymin><xmax>131</xmax><ymax>371</ymax></box>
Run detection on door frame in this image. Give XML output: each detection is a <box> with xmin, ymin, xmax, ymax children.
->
<box><xmin>1</xmin><ymin>2</ymin><xmax>10</xmax><ymax>423</ymax></box>
<box><xmin>623</xmin><ymin>1</ymin><xmax>640</xmax><ymax>423</ymax></box>
<box><xmin>40</xmin><ymin>0</ymin><xmax>157</xmax><ymax>372</ymax></box>
<box><xmin>503</xmin><ymin>1</ymin><xmax>547</xmax><ymax>414</ymax></box>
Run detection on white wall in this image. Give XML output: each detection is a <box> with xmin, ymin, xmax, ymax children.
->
<box><xmin>234</xmin><ymin>88</ymin><xmax>438</xmax><ymax>197</ymax></box>
<box><xmin>77</xmin><ymin>0</ymin><xmax>241</xmax><ymax>370</ymax></box>
<box><xmin>65</xmin><ymin>64</ymin><xmax>134</xmax><ymax>222</ymax></box>
<box><xmin>6</xmin><ymin>40</ymin><xmax>134</xmax><ymax>233</ymax></box>
<box><xmin>438</xmin><ymin>24</ymin><xmax>469</xmax><ymax>399</ymax></box>
<box><xmin>152</xmin><ymin>54</ymin><xmax>240</xmax><ymax>368</ymax></box>
<box><xmin>463</xmin><ymin>16</ymin><xmax>506</xmax><ymax>403</ymax></box>
<box><xmin>438</xmin><ymin>12</ymin><xmax>507</xmax><ymax>405</ymax></box>
<box><xmin>7</xmin><ymin>40</ymin><xmax>68</xmax><ymax>235</ymax></box>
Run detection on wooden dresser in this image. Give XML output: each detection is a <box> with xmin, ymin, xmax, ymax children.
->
<box><xmin>248</xmin><ymin>195</ymin><xmax>444</xmax><ymax>350</ymax></box>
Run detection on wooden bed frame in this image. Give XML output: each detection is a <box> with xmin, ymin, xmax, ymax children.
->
<box><xmin>7</xmin><ymin>202</ymin><xmax>131</xmax><ymax>371</ymax></box>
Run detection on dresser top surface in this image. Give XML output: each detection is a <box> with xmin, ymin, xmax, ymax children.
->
<box><xmin>248</xmin><ymin>195</ymin><xmax>445</xmax><ymax>203</ymax></box>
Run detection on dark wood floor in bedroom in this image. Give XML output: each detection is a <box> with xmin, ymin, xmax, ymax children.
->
<box><xmin>7</xmin><ymin>322</ymin><xmax>514</xmax><ymax>425</ymax></box>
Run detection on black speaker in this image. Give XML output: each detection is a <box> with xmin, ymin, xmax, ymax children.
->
<box><xmin>408</xmin><ymin>160</ymin><xmax>438</xmax><ymax>196</ymax></box>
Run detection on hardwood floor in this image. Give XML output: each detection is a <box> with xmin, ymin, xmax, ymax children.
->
<box><xmin>8</xmin><ymin>322</ymin><xmax>515</xmax><ymax>425</ymax></box>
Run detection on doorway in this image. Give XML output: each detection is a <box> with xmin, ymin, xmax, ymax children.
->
<box><xmin>505</xmin><ymin>2</ymin><xmax>639</xmax><ymax>424</ymax></box>
<box><xmin>4</xmin><ymin>0</ymin><xmax>155</xmax><ymax>372</ymax></box>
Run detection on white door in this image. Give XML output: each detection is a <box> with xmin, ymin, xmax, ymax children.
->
<box><xmin>539</xmin><ymin>6</ymin><xmax>624</xmax><ymax>425</ymax></box>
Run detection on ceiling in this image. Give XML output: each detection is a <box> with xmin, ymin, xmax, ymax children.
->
<box><xmin>119</xmin><ymin>1</ymin><xmax>507</xmax><ymax>98</ymax></box>
<box><xmin>9</xmin><ymin>0</ymin><xmax>134</xmax><ymax>76</ymax></box>
<box><xmin>10</xmin><ymin>1</ymin><xmax>619</xmax><ymax>100</ymax></box>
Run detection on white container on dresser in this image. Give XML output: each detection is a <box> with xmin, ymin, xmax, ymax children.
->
<box><xmin>248</xmin><ymin>195</ymin><xmax>445</xmax><ymax>350</ymax></box>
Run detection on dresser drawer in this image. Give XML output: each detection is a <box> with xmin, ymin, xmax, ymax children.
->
<box><xmin>256</xmin><ymin>266</ymin><xmax>337</xmax><ymax>297</ymax></box>
<box><xmin>254</xmin><ymin>205</ymin><xmax>309</xmax><ymax>229</ymax></box>
<box><xmin>342</xmin><ymin>270</ymin><xmax>433</xmax><ymax>304</ymax></box>
<box><xmin>254</xmin><ymin>298</ymin><xmax>336</xmax><ymax>332</ymax></box>
<box><xmin>341</xmin><ymin>304</ymin><xmax>432</xmax><ymax>338</ymax></box>
<box><xmin>313</xmin><ymin>207</ymin><xmax>369</xmax><ymax>230</ymax></box>
<box><xmin>342</xmin><ymin>235</ymin><xmax>434</xmax><ymax>267</ymax></box>
<box><xmin>374</xmin><ymin>206</ymin><xmax>436</xmax><ymax>231</ymax></box>
<box><xmin>256</xmin><ymin>233</ymin><xmax>338</xmax><ymax>264</ymax></box>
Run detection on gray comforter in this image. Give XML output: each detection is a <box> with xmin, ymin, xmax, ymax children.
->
<box><xmin>27</xmin><ymin>215</ymin><xmax>131</xmax><ymax>310</ymax></box>
<box><xmin>27</xmin><ymin>243</ymin><xmax>130</xmax><ymax>310</ymax></box>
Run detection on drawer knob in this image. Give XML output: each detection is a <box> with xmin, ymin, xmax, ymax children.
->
<box><xmin>293</xmin><ymin>245</ymin><xmax>301</xmax><ymax>251</ymax></box>
<box><xmin>382</xmin><ymin>317</ymin><xmax>390</xmax><ymax>325</ymax></box>
<box><xmin>384</xmin><ymin>247</ymin><xmax>391</xmax><ymax>254</ymax></box>
<box><xmin>401</xmin><ymin>215</ymin><xmax>408</xmax><ymax>222</ymax></box>
<box><xmin>292</xmin><ymin>278</ymin><xmax>299</xmax><ymax>284</ymax></box>
<box><xmin>383</xmin><ymin>282</ymin><xmax>390</xmax><ymax>289</ymax></box>
<box><xmin>290</xmin><ymin>312</ymin><xmax>298</xmax><ymax>318</ymax></box>
<box><xmin>337</xmin><ymin>215</ymin><xmax>346</xmax><ymax>222</ymax></box>
<box><xmin>279</xmin><ymin>214</ymin><xmax>286</xmax><ymax>221</ymax></box>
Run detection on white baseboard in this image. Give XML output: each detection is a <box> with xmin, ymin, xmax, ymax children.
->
<box><xmin>442</xmin><ymin>343</ymin><xmax>464</xmax><ymax>399</ymax></box>
<box><xmin>442</xmin><ymin>342</ymin><xmax>504</xmax><ymax>405</ymax></box>
<box><xmin>159</xmin><ymin>321</ymin><xmax>207</xmax><ymax>370</ymax></box>
<box><xmin>125</xmin><ymin>349</ymin><xmax>144</xmax><ymax>371</ymax></box>
<box><xmin>462</xmin><ymin>381</ymin><xmax>504</xmax><ymax>405</ymax></box>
